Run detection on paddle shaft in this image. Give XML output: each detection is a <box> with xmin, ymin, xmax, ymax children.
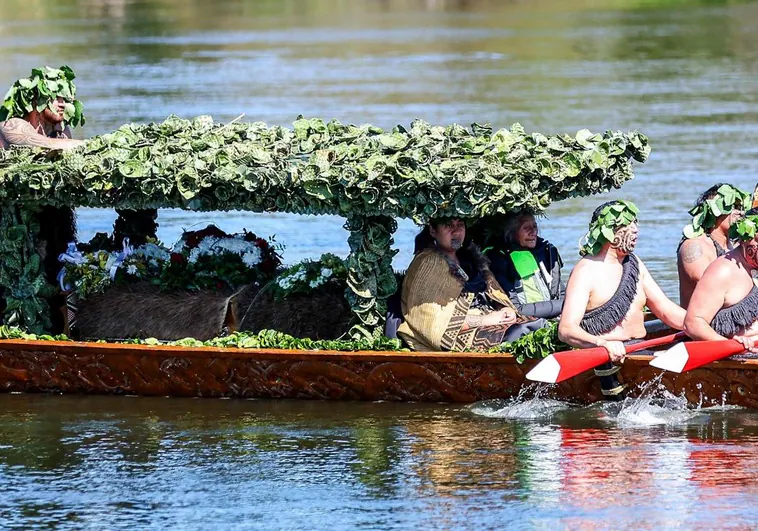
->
<box><xmin>526</xmin><ymin>331</ymin><xmax>687</xmax><ymax>383</ymax></box>
<box><xmin>625</xmin><ymin>331</ymin><xmax>688</xmax><ymax>354</ymax></box>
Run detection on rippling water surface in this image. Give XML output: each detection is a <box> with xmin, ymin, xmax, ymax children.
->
<box><xmin>2</xmin><ymin>0</ymin><xmax>758</xmax><ymax>527</ymax></box>
<box><xmin>3</xmin><ymin>393</ymin><xmax>758</xmax><ymax>529</ymax></box>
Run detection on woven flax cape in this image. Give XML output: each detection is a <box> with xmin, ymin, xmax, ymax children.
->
<box><xmin>579</xmin><ymin>254</ymin><xmax>641</xmax><ymax>336</ymax></box>
<box><xmin>397</xmin><ymin>248</ymin><xmax>521</xmax><ymax>351</ymax></box>
<box><xmin>711</xmin><ymin>285</ymin><xmax>758</xmax><ymax>338</ymax></box>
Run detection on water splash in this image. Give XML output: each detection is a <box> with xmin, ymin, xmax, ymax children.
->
<box><xmin>602</xmin><ymin>375</ymin><xmax>705</xmax><ymax>427</ymax></box>
<box><xmin>468</xmin><ymin>383</ymin><xmax>573</xmax><ymax>420</ymax></box>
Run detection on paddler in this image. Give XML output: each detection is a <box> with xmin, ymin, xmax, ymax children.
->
<box><xmin>0</xmin><ymin>66</ymin><xmax>86</xmax><ymax>332</ymax></box>
<box><xmin>0</xmin><ymin>65</ymin><xmax>85</xmax><ymax>150</ymax></box>
<box><xmin>558</xmin><ymin>200</ymin><xmax>686</xmax><ymax>398</ymax></box>
<box><xmin>683</xmin><ymin>206</ymin><xmax>758</xmax><ymax>352</ymax></box>
<box><xmin>677</xmin><ymin>183</ymin><xmax>749</xmax><ymax>308</ymax></box>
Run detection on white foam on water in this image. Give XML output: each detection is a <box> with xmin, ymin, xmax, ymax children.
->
<box><xmin>468</xmin><ymin>383</ymin><xmax>574</xmax><ymax>420</ymax></box>
<box><xmin>605</xmin><ymin>375</ymin><xmax>706</xmax><ymax>427</ymax></box>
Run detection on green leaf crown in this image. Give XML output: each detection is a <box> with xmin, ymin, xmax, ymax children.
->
<box><xmin>0</xmin><ymin>65</ymin><xmax>85</xmax><ymax>127</ymax></box>
<box><xmin>579</xmin><ymin>200</ymin><xmax>639</xmax><ymax>256</ymax></box>
<box><xmin>729</xmin><ymin>211</ymin><xmax>758</xmax><ymax>242</ymax></box>
<box><xmin>682</xmin><ymin>184</ymin><xmax>749</xmax><ymax>240</ymax></box>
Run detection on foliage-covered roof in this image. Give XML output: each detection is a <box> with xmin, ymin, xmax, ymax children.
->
<box><xmin>0</xmin><ymin>115</ymin><xmax>649</xmax><ymax>220</ymax></box>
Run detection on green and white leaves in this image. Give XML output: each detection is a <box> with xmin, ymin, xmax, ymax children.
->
<box><xmin>0</xmin><ymin>115</ymin><xmax>649</xmax><ymax>220</ymax></box>
<box><xmin>683</xmin><ymin>184</ymin><xmax>750</xmax><ymax>240</ymax></box>
<box><xmin>729</xmin><ymin>213</ymin><xmax>758</xmax><ymax>242</ymax></box>
<box><xmin>0</xmin><ymin>65</ymin><xmax>85</xmax><ymax>127</ymax></box>
<box><xmin>579</xmin><ymin>199</ymin><xmax>639</xmax><ymax>256</ymax></box>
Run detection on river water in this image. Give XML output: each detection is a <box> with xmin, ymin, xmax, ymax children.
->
<box><xmin>2</xmin><ymin>0</ymin><xmax>758</xmax><ymax>528</ymax></box>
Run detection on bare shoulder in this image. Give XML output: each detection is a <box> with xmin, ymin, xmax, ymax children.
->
<box><xmin>0</xmin><ymin>118</ymin><xmax>38</xmax><ymax>147</ymax></box>
<box><xmin>566</xmin><ymin>256</ymin><xmax>598</xmax><ymax>284</ymax></box>
<box><xmin>678</xmin><ymin>235</ymin><xmax>715</xmax><ymax>264</ymax></box>
<box><xmin>0</xmin><ymin>118</ymin><xmax>35</xmax><ymax>135</ymax></box>
<box><xmin>702</xmin><ymin>254</ymin><xmax>739</xmax><ymax>281</ymax></box>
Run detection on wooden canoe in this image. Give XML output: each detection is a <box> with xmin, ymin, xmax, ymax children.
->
<box><xmin>0</xmin><ymin>332</ymin><xmax>756</xmax><ymax>407</ymax></box>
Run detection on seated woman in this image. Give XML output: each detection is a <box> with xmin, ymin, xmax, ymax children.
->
<box><xmin>397</xmin><ymin>218</ymin><xmax>546</xmax><ymax>351</ymax></box>
<box><xmin>478</xmin><ymin>212</ymin><xmax>564</xmax><ymax>319</ymax></box>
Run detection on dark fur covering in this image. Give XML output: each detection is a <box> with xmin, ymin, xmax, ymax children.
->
<box><xmin>75</xmin><ymin>282</ymin><xmax>258</xmax><ymax>341</ymax></box>
<box><xmin>238</xmin><ymin>282</ymin><xmax>352</xmax><ymax>340</ymax></box>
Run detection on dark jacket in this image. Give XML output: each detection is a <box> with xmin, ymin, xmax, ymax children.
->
<box><xmin>486</xmin><ymin>237</ymin><xmax>565</xmax><ymax>319</ymax></box>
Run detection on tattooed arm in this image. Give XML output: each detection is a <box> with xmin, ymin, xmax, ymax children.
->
<box><xmin>0</xmin><ymin>119</ymin><xmax>84</xmax><ymax>150</ymax></box>
<box><xmin>678</xmin><ymin>238</ymin><xmax>715</xmax><ymax>284</ymax></box>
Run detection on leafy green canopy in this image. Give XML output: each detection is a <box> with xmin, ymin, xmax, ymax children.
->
<box><xmin>579</xmin><ymin>200</ymin><xmax>639</xmax><ymax>256</ymax></box>
<box><xmin>0</xmin><ymin>115</ymin><xmax>649</xmax><ymax>219</ymax></box>
<box><xmin>0</xmin><ymin>66</ymin><xmax>85</xmax><ymax>127</ymax></box>
<box><xmin>683</xmin><ymin>184</ymin><xmax>750</xmax><ymax>239</ymax></box>
<box><xmin>729</xmin><ymin>213</ymin><xmax>758</xmax><ymax>242</ymax></box>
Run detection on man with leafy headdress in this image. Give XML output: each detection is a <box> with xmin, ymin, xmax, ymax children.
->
<box><xmin>683</xmin><ymin>205</ymin><xmax>758</xmax><ymax>352</ymax></box>
<box><xmin>0</xmin><ymin>66</ymin><xmax>86</xmax><ymax>332</ymax></box>
<box><xmin>0</xmin><ymin>65</ymin><xmax>85</xmax><ymax>150</ymax></box>
<box><xmin>677</xmin><ymin>183</ymin><xmax>749</xmax><ymax>309</ymax></box>
<box><xmin>558</xmin><ymin>200</ymin><xmax>686</xmax><ymax>397</ymax></box>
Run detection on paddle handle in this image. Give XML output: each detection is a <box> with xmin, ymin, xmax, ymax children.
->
<box><xmin>625</xmin><ymin>331</ymin><xmax>687</xmax><ymax>354</ymax></box>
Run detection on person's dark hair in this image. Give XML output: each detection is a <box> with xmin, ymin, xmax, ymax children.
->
<box><xmin>413</xmin><ymin>218</ymin><xmax>464</xmax><ymax>254</ymax></box>
<box><xmin>590</xmin><ymin>200</ymin><xmax>624</xmax><ymax>225</ymax></box>
<box><xmin>693</xmin><ymin>183</ymin><xmax>729</xmax><ymax>210</ymax></box>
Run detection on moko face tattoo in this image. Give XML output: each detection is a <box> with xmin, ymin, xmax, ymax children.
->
<box><xmin>611</xmin><ymin>223</ymin><xmax>639</xmax><ymax>254</ymax></box>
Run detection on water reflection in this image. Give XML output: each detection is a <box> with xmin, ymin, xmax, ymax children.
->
<box><xmin>2</xmin><ymin>395</ymin><xmax>758</xmax><ymax>526</ymax></box>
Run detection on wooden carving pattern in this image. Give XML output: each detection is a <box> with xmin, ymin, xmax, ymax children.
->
<box><xmin>0</xmin><ymin>342</ymin><xmax>756</xmax><ymax>405</ymax></box>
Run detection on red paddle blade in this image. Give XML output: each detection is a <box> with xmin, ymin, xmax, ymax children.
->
<box><xmin>649</xmin><ymin>340</ymin><xmax>745</xmax><ymax>373</ymax></box>
<box><xmin>526</xmin><ymin>347</ymin><xmax>610</xmax><ymax>384</ymax></box>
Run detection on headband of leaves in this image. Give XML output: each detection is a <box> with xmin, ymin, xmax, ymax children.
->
<box><xmin>0</xmin><ymin>65</ymin><xmax>85</xmax><ymax>127</ymax></box>
<box><xmin>580</xmin><ymin>200</ymin><xmax>639</xmax><ymax>256</ymax></box>
<box><xmin>682</xmin><ymin>184</ymin><xmax>749</xmax><ymax>239</ymax></box>
<box><xmin>729</xmin><ymin>212</ymin><xmax>758</xmax><ymax>242</ymax></box>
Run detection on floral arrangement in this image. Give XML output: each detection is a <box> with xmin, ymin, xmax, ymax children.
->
<box><xmin>272</xmin><ymin>253</ymin><xmax>347</xmax><ymax>298</ymax></box>
<box><xmin>58</xmin><ymin>225</ymin><xmax>282</xmax><ymax>299</ymax></box>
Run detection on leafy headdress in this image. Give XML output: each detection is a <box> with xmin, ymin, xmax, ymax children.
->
<box><xmin>729</xmin><ymin>184</ymin><xmax>758</xmax><ymax>242</ymax></box>
<box><xmin>0</xmin><ymin>65</ymin><xmax>85</xmax><ymax>127</ymax></box>
<box><xmin>579</xmin><ymin>200</ymin><xmax>639</xmax><ymax>256</ymax></box>
<box><xmin>682</xmin><ymin>183</ymin><xmax>749</xmax><ymax>239</ymax></box>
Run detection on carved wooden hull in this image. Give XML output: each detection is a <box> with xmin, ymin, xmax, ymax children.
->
<box><xmin>0</xmin><ymin>339</ymin><xmax>756</xmax><ymax>406</ymax></box>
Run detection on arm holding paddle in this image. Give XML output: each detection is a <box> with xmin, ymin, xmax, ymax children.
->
<box><xmin>558</xmin><ymin>262</ymin><xmax>626</xmax><ymax>362</ymax></box>
<box><xmin>683</xmin><ymin>263</ymin><xmax>757</xmax><ymax>351</ymax></box>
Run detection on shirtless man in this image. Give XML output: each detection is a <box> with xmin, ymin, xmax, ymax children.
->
<box><xmin>677</xmin><ymin>183</ymin><xmax>748</xmax><ymax>308</ymax></box>
<box><xmin>559</xmin><ymin>200</ymin><xmax>686</xmax><ymax>368</ymax></box>
<box><xmin>0</xmin><ymin>66</ymin><xmax>86</xmax><ymax>332</ymax></box>
<box><xmin>0</xmin><ymin>66</ymin><xmax>85</xmax><ymax>150</ymax></box>
<box><xmin>684</xmin><ymin>209</ymin><xmax>758</xmax><ymax>352</ymax></box>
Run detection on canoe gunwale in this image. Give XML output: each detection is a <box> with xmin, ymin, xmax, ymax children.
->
<box><xmin>0</xmin><ymin>338</ymin><xmax>756</xmax><ymax>370</ymax></box>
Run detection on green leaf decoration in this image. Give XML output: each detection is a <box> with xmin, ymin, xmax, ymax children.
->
<box><xmin>579</xmin><ymin>200</ymin><xmax>639</xmax><ymax>256</ymax></box>
<box><xmin>683</xmin><ymin>184</ymin><xmax>750</xmax><ymax>241</ymax></box>
<box><xmin>0</xmin><ymin>65</ymin><xmax>85</xmax><ymax>127</ymax></box>
<box><xmin>0</xmin><ymin>115</ymin><xmax>649</xmax><ymax>336</ymax></box>
<box><xmin>729</xmin><ymin>214</ymin><xmax>758</xmax><ymax>242</ymax></box>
